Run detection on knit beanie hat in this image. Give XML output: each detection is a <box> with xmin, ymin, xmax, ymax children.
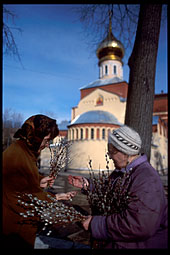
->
<box><xmin>108</xmin><ymin>125</ymin><xmax>142</xmax><ymax>155</ymax></box>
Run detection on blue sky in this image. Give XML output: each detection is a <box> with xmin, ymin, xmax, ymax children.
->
<box><xmin>3</xmin><ymin>4</ymin><xmax>167</xmax><ymax>124</ymax></box>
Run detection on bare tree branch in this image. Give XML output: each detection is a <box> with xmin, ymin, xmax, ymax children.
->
<box><xmin>3</xmin><ymin>6</ymin><xmax>24</xmax><ymax>68</ymax></box>
<box><xmin>71</xmin><ymin>4</ymin><xmax>139</xmax><ymax>59</ymax></box>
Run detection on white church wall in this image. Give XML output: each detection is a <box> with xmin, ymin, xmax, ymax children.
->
<box><xmin>150</xmin><ymin>132</ymin><xmax>168</xmax><ymax>173</ymax></box>
<box><xmin>72</xmin><ymin>88</ymin><xmax>126</xmax><ymax>124</ymax></box>
<box><xmin>67</xmin><ymin>139</ymin><xmax>115</xmax><ymax>171</ymax></box>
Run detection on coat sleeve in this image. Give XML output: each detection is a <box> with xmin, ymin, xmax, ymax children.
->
<box><xmin>3</xmin><ymin>143</ymin><xmax>55</xmax><ymax>206</ymax></box>
<box><xmin>90</xmin><ymin>166</ymin><xmax>166</xmax><ymax>242</ymax></box>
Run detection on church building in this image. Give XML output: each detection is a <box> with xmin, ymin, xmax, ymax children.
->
<box><xmin>64</xmin><ymin>21</ymin><xmax>168</xmax><ymax>172</ymax></box>
<box><xmin>40</xmin><ymin>18</ymin><xmax>168</xmax><ymax>174</ymax></box>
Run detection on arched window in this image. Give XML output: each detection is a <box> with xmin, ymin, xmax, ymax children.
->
<box><xmin>86</xmin><ymin>128</ymin><xmax>89</xmax><ymax>139</ymax></box>
<box><xmin>102</xmin><ymin>129</ymin><xmax>105</xmax><ymax>139</ymax></box>
<box><xmin>76</xmin><ymin>129</ymin><xmax>78</xmax><ymax>140</ymax></box>
<box><xmin>107</xmin><ymin>129</ymin><xmax>111</xmax><ymax>138</ymax></box>
<box><xmin>105</xmin><ymin>65</ymin><xmax>108</xmax><ymax>75</ymax></box>
<box><xmin>97</xmin><ymin>128</ymin><xmax>100</xmax><ymax>139</ymax></box>
<box><xmin>113</xmin><ymin>65</ymin><xmax>117</xmax><ymax>75</ymax></box>
<box><xmin>91</xmin><ymin>128</ymin><xmax>94</xmax><ymax>139</ymax></box>
<box><xmin>80</xmin><ymin>128</ymin><xmax>83</xmax><ymax>140</ymax></box>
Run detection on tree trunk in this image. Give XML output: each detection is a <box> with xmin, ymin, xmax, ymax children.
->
<box><xmin>125</xmin><ymin>4</ymin><xmax>162</xmax><ymax>161</ymax></box>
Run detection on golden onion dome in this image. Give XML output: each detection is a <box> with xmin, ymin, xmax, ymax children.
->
<box><xmin>96</xmin><ymin>32</ymin><xmax>124</xmax><ymax>65</ymax></box>
<box><xmin>96</xmin><ymin>14</ymin><xmax>125</xmax><ymax>66</ymax></box>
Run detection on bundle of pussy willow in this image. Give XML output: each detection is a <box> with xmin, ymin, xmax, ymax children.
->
<box><xmin>84</xmin><ymin>154</ymin><xmax>138</xmax><ymax>217</ymax></box>
<box><xmin>17</xmin><ymin>138</ymin><xmax>86</xmax><ymax>235</ymax></box>
<box><xmin>49</xmin><ymin>137</ymin><xmax>71</xmax><ymax>179</ymax></box>
<box><xmin>17</xmin><ymin>193</ymin><xmax>86</xmax><ymax>235</ymax></box>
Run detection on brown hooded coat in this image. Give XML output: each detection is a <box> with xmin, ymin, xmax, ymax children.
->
<box><xmin>3</xmin><ymin>115</ymin><xmax>59</xmax><ymax>248</ymax></box>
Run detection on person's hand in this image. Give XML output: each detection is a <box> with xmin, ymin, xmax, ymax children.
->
<box><xmin>40</xmin><ymin>176</ymin><xmax>55</xmax><ymax>188</ymax></box>
<box><xmin>55</xmin><ymin>191</ymin><xmax>77</xmax><ymax>200</ymax></box>
<box><xmin>68</xmin><ymin>175</ymin><xmax>89</xmax><ymax>189</ymax></box>
<box><xmin>82</xmin><ymin>215</ymin><xmax>92</xmax><ymax>231</ymax></box>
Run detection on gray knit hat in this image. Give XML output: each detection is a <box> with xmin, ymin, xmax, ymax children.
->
<box><xmin>108</xmin><ymin>125</ymin><xmax>142</xmax><ymax>155</ymax></box>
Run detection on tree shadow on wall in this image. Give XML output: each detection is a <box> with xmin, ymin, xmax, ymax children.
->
<box><xmin>154</xmin><ymin>151</ymin><xmax>165</xmax><ymax>175</ymax></box>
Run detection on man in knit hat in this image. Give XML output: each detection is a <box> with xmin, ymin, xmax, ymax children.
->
<box><xmin>68</xmin><ymin>125</ymin><xmax>168</xmax><ymax>249</ymax></box>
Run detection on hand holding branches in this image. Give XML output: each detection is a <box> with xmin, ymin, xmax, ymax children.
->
<box><xmin>40</xmin><ymin>176</ymin><xmax>56</xmax><ymax>188</ymax></box>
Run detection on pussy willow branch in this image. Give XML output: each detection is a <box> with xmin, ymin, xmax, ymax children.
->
<box><xmin>84</xmin><ymin>155</ymin><xmax>138</xmax><ymax>217</ymax></box>
<box><xmin>17</xmin><ymin>193</ymin><xmax>86</xmax><ymax>236</ymax></box>
<box><xmin>48</xmin><ymin>138</ymin><xmax>72</xmax><ymax>188</ymax></box>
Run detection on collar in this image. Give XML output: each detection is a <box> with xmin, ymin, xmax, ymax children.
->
<box><xmin>115</xmin><ymin>154</ymin><xmax>147</xmax><ymax>173</ymax></box>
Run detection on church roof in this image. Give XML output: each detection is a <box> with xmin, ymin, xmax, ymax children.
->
<box><xmin>80</xmin><ymin>77</ymin><xmax>124</xmax><ymax>90</ymax></box>
<box><xmin>69</xmin><ymin>110</ymin><xmax>122</xmax><ymax>126</ymax></box>
<box><xmin>58</xmin><ymin>120</ymin><xmax>70</xmax><ymax>130</ymax></box>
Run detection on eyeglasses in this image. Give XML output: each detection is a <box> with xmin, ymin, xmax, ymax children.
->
<box><xmin>107</xmin><ymin>149</ymin><xmax>118</xmax><ymax>156</ymax></box>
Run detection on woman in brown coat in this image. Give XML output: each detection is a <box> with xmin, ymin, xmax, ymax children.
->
<box><xmin>3</xmin><ymin>114</ymin><xmax>76</xmax><ymax>249</ymax></box>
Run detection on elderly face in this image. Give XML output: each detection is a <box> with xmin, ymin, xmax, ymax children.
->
<box><xmin>107</xmin><ymin>143</ymin><xmax>129</xmax><ymax>170</ymax></box>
